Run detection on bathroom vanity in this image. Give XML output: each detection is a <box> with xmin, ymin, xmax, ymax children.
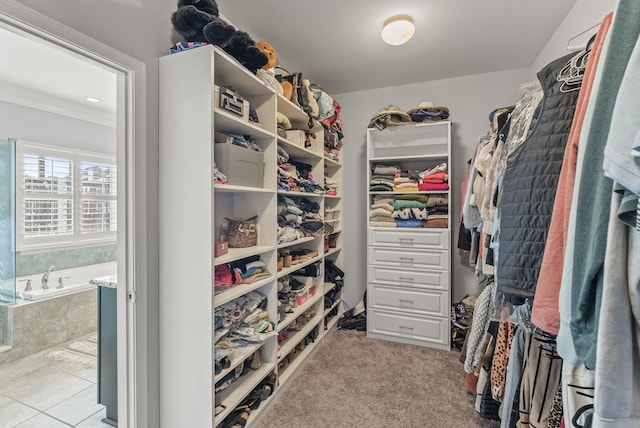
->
<box><xmin>91</xmin><ymin>275</ymin><xmax>118</xmax><ymax>427</ymax></box>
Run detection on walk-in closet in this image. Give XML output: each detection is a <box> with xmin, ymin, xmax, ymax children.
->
<box><xmin>1</xmin><ymin>0</ymin><xmax>637</xmax><ymax>427</ymax></box>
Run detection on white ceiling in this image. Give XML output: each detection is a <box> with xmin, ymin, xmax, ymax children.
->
<box><xmin>0</xmin><ymin>25</ymin><xmax>117</xmax><ymax>127</ymax></box>
<box><xmin>219</xmin><ymin>0</ymin><xmax>578</xmax><ymax>94</ymax></box>
<box><xmin>0</xmin><ymin>1</ymin><xmax>577</xmax><ymax>122</ymax></box>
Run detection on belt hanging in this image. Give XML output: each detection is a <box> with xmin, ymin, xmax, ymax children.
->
<box><xmin>636</xmin><ymin>197</ymin><xmax>640</xmax><ymax>232</ymax></box>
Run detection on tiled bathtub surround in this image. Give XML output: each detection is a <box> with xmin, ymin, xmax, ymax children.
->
<box><xmin>16</xmin><ymin>244</ymin><xmax>116</xmax><ymax>277</ymax></box>
<box><xmin>0</xmin><ymin>262</ymin><xmax>115</xmax><ymax>364</ymax></box>
<box><xmin>0</xmin><ymin>307</ymin><xmax>5</xmax><ymax>345</ymax></box>
<box><xmin>0</xmin><ymin>289</ymin><xmax>97</xmax><ymax>365</ymax></box>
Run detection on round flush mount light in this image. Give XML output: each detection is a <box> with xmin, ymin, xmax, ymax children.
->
<box><xmin>84</xmin><ymin>96</ymin><xmax>102</xmax><ymax>103</ymax></box>
<box><xmin>381</xmin><ymin>14</ymin><xmax>415</xmax><ymax>46</ymax></box>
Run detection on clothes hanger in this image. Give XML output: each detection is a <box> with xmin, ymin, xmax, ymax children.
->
<box><xmin>557</xmin><ymin>48</ymin><xmax>590</xmax><ymax>93</ymax></box>
<box><xmin>567</xmin><ymin>23</ymin><xmax>600</xmax><ymax>52</ymax></box>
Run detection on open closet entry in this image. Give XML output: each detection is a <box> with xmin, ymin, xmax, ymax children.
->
<box><xmin>0</xmin><ymin>1</ymin><xmax>148</xmax><ymax>425</ymax></box>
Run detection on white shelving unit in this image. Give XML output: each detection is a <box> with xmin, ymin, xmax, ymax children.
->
<box><xmin>159</xmin><ymin>45</ymin><xmax>345</xmax><ymax>427</ymax></box>
<box><xmin>274</xmin><ymin>92</ymin><xmax>344</xmax><ymax>388</ymax></box>
<box><xmin>366</xmin><ymin>121</ymin><xmax>452</xmax><ymax>351</ymax></box>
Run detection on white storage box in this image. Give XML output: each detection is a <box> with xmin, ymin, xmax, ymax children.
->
<box><xmin>286</xmin><ymin>130</ymin><xmax>307</xmax><ymax>148</ymax></box>
<box><xmin>214</xmin><ymin>142</ymin><xmax>264</xmax><ymax>188</ymax></box>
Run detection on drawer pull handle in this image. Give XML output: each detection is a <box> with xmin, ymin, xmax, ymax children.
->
<box><xmin>399</xmin><ymin>325</ymin><xmax>414</xmax><ymax>330</ymax></box>
<box><xmin>399</xmin><ymin>299</ymin><xmax>414</xmax><ymax>304</ymax></box>
<box><xmin>398</xmin><ymin>277</ymin><xmax>414</xmax><ymax>282</ymax></box>
<box><xmin>399</xmin><ymin>257</ymin><xmax>414</xmax><ymax>262</ymax></box>
<box><xmin>399</xmin><ymin>237</ymin><xmax>414</xmax><ymax>243</ymax></box>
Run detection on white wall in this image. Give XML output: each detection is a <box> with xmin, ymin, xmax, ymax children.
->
<box><xmin>9</xmin><ymin>1</ymin><xmax>176</xmax><ymax>426</ymax></box>
<box><xmin>335</xmin><ymin>67</ymin><xmax>532</xmax><ymax>308</ymax></box>
<box><xmin>531</xmin><ymin>0</ymin><xmax>617</xmax><ymax>74</ymax></box>
<box><xmin>0</xmin><ymin>100</ymin><xmax>115</xmax><ymax>154</ymax></box>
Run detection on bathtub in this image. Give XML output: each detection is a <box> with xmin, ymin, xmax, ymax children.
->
<box><xmin>16</xmin><ymin>261</ymin><xmax>117</xmax><ymax>301</ymax></box>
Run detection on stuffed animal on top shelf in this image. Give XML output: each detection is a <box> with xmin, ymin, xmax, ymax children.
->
<box><xmin>171</xmin><ymin>0</ymin><xmax>268</xmax><ymax>74</ymax></box>
<box><xmin>256</xmin><ymin>41</ymin><xmax>283</xmax><ymax>95</ymax></box>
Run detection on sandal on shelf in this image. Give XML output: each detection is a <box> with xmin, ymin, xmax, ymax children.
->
<box><xmin>226</xmin><ymin>405</ymin><xmax>251</xmax><ymax>428</ymax></box>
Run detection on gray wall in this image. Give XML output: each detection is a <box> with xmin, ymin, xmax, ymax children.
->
<box><xmin>0</xmin><ymin>100</ymin><xmax>116</xmax><ymax>155</ymax></box>
<box><xmin>335</xmin><ymin>67</ymin><xmax>532</xmax><ymax>308</ymax></box>
<box><xmin>10</xmin><ymin>1</ymin><xmax>171</xmax><ymax>426</ymax></box>
<box><xmin>531</xmin><ymin>0</ymin><xmax>617</xmax><ymax>74</ymax></box>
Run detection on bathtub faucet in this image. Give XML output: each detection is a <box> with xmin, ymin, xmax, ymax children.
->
<box><xmin>41</xmin><ymin>265</ymin><xmax>56</xmax><ymax>290</ymax></box>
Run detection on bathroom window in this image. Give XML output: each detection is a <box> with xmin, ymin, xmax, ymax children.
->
<box><xmin>16</xmin><ymin>142</ymin><xmax>117</xmax><ymax>251</ymax></box>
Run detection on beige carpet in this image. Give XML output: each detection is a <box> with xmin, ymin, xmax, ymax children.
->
<box><xmin>255</xmin><ymin>329</ymin><xmax>500</xmax><ymax>428</ymax></box>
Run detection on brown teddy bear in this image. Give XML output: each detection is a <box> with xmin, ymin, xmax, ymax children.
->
<box><xmin>255</xmin><ymin>41</ymin><xmax>283</xmax><ymax>95</ymax></box>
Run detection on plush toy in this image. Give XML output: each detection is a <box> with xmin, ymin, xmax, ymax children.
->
<box><xmin>171</xmin><ymin>0</ymin><xmax>268</xmax><ymax>74</ymax></box>
<box><xmin>281</xmin><ymin>81</ymin><xmax>293</xmax><ymax>100</ymax></box>
<box><xmin>256</xmin><ymin>41</ymin><xmax>283</xmax><ymax>95</ymax></box>
<box><xmin>256</xmin><ymin>41</ymin><xmax>278</xmax><ymax>70</ymax></box>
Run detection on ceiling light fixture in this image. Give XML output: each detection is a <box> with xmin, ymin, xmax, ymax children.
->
<box><xmin>381</xmin><ymin>14</ymin><xmax>415</xmax><ymax>46</ymax></box>
<box><xmin>84</xmin><ymin>96</ymin><xmax>102</xmax><ymax>103</ymax></box>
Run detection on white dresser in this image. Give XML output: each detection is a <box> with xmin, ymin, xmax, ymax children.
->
<box><xmin>366</xmin><ymin>122</ymin><xmax>452</xmax><ymax>350</ymax></box>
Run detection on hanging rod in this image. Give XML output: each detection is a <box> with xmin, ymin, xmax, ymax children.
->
<box><xmin>567</xmin><ymin>23</ymin><xmax>600</xmax><ymax>52</ymax></box>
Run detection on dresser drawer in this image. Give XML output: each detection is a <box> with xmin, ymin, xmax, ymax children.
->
<box><xmin>369</xmin><ymin>285</ymin><xmax>449</xmax><ymax>317</ymax></box>
<box><xmin>368</xmin><ymin>247</ymin><xmax>449</xmax><ymax>270</ymax></box>
<box><xmin>368</xmin><ymin>229</ymin><xmax>449</xmax><ymax>249</ymax></box>
<box><xmin>367</xmin><ymin>309</ymin><xmax>450</xmax><ymax>347</ymax></box>
<box><xmin>367</xmin><ymin>266</ymin><xmax>448</xmax><ymax>291</ymax></box>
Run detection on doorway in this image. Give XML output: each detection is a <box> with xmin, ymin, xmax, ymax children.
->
<box><xmin>0</xmin><ymin>4</ymin><xmax>144</xmax><ymax>426</ymax></box>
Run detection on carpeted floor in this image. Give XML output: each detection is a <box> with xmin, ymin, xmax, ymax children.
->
<box><xmin>255</xmin><ymin>329</ymin><xmax>500</xmax><ymax>428</ymax></box>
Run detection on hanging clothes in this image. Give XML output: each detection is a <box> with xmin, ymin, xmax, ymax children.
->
<box><xmin>501</xmin><ymin>326</ymin><xmax>526</xmax><ymax>428</ymax></box>
<box><xmin>504</xmin><ymin>81</ymin><xmax>543</xmax><ymax>157</ymax></box>
<box><xmin>489</xmin><ymin>81</ymin><xmax>543</xmax><ymax>278</ymax></box>
<box><xmin>517</xmin><ymin>331</ymin><xmax>563</xmax><ymax>428</ymax></box>
<box><xmin>561</xmin><ymin>362</ymin><xmax>595</xmax><ymax>428</ymax></box>
<box><xmin>593</xmin><ymin>3</ymin><xmax>640</xmax><ymax>423</ymax></box>
<box><xmin>558</xmin><ymin>0</ymin><xmax>640</xmax><ymax>371</ymax></box>
<box><xmin>531</xmin><ymin>12</ymin><xmax>613</xmax><ymax>336</ymax></box>
<box><xmin>496</xmin><ymin>51</ymin><xmax>582</xmax><ymax>305</ymax></box>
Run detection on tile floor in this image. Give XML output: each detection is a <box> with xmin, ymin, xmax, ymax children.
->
<box><xmin>0</xmin><ymin>334</ymin><xmax>112</xmax><ymax>428</ymax></box>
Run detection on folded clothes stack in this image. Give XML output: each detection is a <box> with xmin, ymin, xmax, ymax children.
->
<box><xmin>369</xmin><ymin>195</ymin><xmax>396</xmax><ymax>227</ymax></box>
<box><xmin>393</xmin><ymin>170</ymin><xmax>420</xmax><ymax>192</ymax></box>
<box><xmin>277</xmin><ymin>195</ymin><xmax>324</xmax><ymax>244</ymax></box>
<box><xmin>325</xmin><ymin>176</ymin><xmax>339</xmax><ymax>196</ymax></box>
<box><xmin>407</xmin><ymin>101</ymin><xmax>450</xmax><ymax>122</ymax></box>
<box><xmin>277</xmin><ymin>146</ymin><xmax>324</xmax><ymax>193</ymax></box>
<box><xmin>369</xmin><ymin>164</ymin><xmax>401</xmax><ymax>191</ymax></box>
<box><xmin>214</xmin><ymin>255</ymin><xmax>271</xmax><ymax>295</ymax></box>
<box><xmin>418</xmin><ymin>162</ymin><xmax>449</xmax><ymax>191</ymax></box>
<box><xmin>369</xmin><ymin>193</ymin><xmax>449</xmax><ymax>228</ymax></box>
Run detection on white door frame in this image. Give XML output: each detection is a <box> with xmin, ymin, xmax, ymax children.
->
<box><xmin>0</xmin><ymin>1</ymin><xmax>148</xmax><ymax>426</ymax></box>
